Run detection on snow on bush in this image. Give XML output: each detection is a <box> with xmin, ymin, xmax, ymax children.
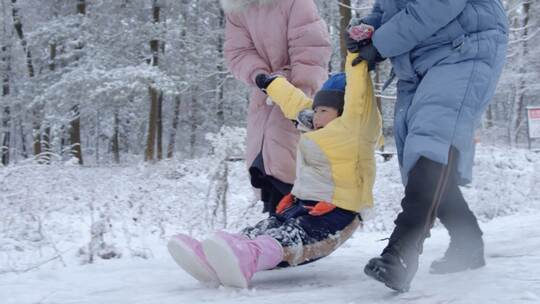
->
<box><xmin>0</xmin><ymin>128</ymin><xmax>538</xmax><ymax>273</ymax></box>
<box><xmin>366</xmin><ymin>143</ymin><xmax>540</xmax><ymax>232</ymax></box>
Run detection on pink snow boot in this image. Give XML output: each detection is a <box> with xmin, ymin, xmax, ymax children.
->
<box><xmin>167</xmin><ymin>233</ymin><xmax>219</xmax><ymax>285</ymax></box>
<box><xmin>202</xmin><ymin>231</ymin><xmax>283</xmax><ymax>288</ymax></box>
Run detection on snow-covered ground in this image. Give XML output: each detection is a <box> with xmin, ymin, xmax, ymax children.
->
<box><xmin>1</xmin><ymin>212</ymin><xmax>539</xmax><ymax>304</ymax></box>
<box><xmin>0</xmin><ymin>143</ymin><xmax>539</xmax><ymax>303</ymax></box>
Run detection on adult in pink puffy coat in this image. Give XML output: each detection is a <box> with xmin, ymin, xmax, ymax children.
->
<box><xmin>220</xmin><ymin>0</ymin><xmax>332</xmax><ymax>214</ymax></box>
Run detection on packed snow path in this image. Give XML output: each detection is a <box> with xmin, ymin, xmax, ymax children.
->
<box><xmin>2</xmin><ymin>212</ymin><xmax>539</xmax><ymax>304</ymax></box>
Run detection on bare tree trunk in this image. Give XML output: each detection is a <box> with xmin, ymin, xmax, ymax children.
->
<box><xmin>59</xmin><ymin>125</ymin><xmax>65</xmax><ymax>157</ymax></box>
<box><xmin>1</xmin><ymin>105</ymin><xmax>10</xmax><ymax>166</ymax></box>
<box><xmin>515</xmin><ymin>2</ymin><xmax>530</xmax><ymax>143</ymax></box>
<box><xmin>220</xmin><ymin>161</ymin><xmax>229</xmax><ymax>228</ymax></box>
<box><xmin>11</xmin><ymin>0</ymin><xmax>35</xmax><ymax>78</ymax></box>
<box><xmin>190</xmin><ymin>87</ymin><xmax>198</xmax><ymax>158</ymax></box>
<box><xmin>339</xmin><ymin>0</ymin><xmax>352</xmax><ymax>70</ymax></box>
<box><xmin>145</xmin><ymin>1</ymin><xmax>162</xmax><ymax>162</ymax></box>
<box><xmin>69</xmin><ymin>105</ymin><xmax>83</xmax><ymax>164</ymax></box>
<box><xmin>38</xmin><ymin>42</ymin><xmax>55</xmax><ymax>164</ymax></box>
<box><xmin>167</xmin><ymin>95</ymin><xmax>182</xmax><ymax>158</ymax></box>
<box><xmin>77</xmin><ymin>0</ymin><xmax>86</xmax><ymax>15</ymax></box>
<box><xmin>68</xmin><ymin>0</ymin><xmax>86</xmax><ymax>164</ymax></box>
<box><xmin>216</xmin><ymin>10</ymin><xmax>225</xmax><ymax>128</ymax></box>
<box><xmin>156</xmin><ymin>92</ymin><xmax>163</xmax><ymax>160</ymax></box>
<box><xmin>69</xmin><ymin>108</ymin><xmax>83</xmax><ymax>164</ymax></box>
<box><xmin>123</xmin><ymin>98</ymin><xmax>132</xmax><ymax>155</ymax></box>
<box><xmin>510</xmin><ymin>2</ymin><xmax>530</xmax><ymax>145</ymax></box>
<box><xmin>19</xmin><ymin>120</ymin><xmax>27</xmax><ymax>158</ymax></box>
<box><xmin>32</xmin><ymin>41</ymin><xmax>56</xmax><ymax>161</ymax></box>
<box><xmin>167</xmin><ymin>2</ymin><xmax>188</xmax><ymax>159</ymax></box>
<box><xmin>485</xmin><ymin>104</ymin><xmax>494</xmax><ymax>128</ymax></box>
<box><xmin>1</xmin><ymin>42</ymin><xmax>11</xmax><ymax>165</ymax></box>
<box><xmin>32</xmin><ymin>109</ymin><xmax>41</xmax><ymax>158</ymax></box>
<box><xmin>145</xmin><ymin>87</ymin><xmax>159</xmax><ymax>161</ymax></box>
<box><xmin>42</xmin><ymin>124</ymin><xmax>51</xmax><ymax>164</ymax></box>
<box><xmin>95</xmin><ymin>110</ymin><xmax>100</xmax><ymax>164</ymax></box>
<box><xmin>112</xmin><ymin>111</ymin><xmax>120</xmax><ymax>163</ymax></box>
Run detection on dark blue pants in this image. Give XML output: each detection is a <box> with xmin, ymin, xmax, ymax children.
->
<box><xmin>389</xmin><ymin>147</ymin><xmax>482</xmax><ymax>256</ymax></box>
<box><xmin>249</xmin><ymin>152</ymin><xmax>292</xmax><ymax>215</ymax></box>
<box><xmin>242</xmin><ymin>200</ymin><xmax>361</xmax><ymax>267</ymax></box>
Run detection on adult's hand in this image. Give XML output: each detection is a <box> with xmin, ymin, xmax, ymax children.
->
<box><xmin>352</xmin><ymin>43</ymin><xmax>385</xmax><ymax>70</ymax></box>
<box><xmin>345</xmin><ymin>19</ymin><xmax>374</xmax><ymax>52</ymax></box>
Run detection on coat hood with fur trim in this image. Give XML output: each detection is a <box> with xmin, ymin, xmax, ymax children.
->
<box><xmin>220</xmin><ymin>0</ymin><xmax>276</xmax><ymax>13</ymax></box>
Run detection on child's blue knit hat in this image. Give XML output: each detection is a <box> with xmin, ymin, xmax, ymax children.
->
<box><xmin>313</xmin><ymin>73</ymin><xmax>346</xmax><ymax>114</ymax></box>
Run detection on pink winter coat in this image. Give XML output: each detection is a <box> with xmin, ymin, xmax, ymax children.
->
<box><xmin>221</xmin><ymin>0</ymin><xmax>332</xmax><ymax>184</ymax></box>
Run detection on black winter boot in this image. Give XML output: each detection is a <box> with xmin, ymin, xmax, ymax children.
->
<box><xmin>364</xmin><ymin>151</ymin><xmax>458</xmax><ymax>292</ymax></box>
<box><xmin>430</xmin><ymin>158</ymin><xmax>485</xmax><ymax>274</ymax></box>
<box><xmin>364</xmin><ymin>236</ymin><xmax>420</xmax><ymax>292</ymax></box>
<box><xmin>430</xmin><ymin>237</ymin><xmax>485</xmax><ymax>274</ymax></box>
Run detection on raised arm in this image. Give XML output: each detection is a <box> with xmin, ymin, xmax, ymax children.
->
<box><xmin>223</xmin><ymin>14</ymin><xmax>270</xmax><ymax>85</ymax></box>
<box><xmin>372</xmin><ymin>0</ymin><xmax>468</xmax><ymax>57</ymax></box>
<box><xmin>265</xmin><ymin>77</ymin><xmax>313</xmax><ymax>120</ymax></box>
<box><xmin>342</xmin><ymin>53</ymin><xmax>381</xmax><ymax>139</ymax></box>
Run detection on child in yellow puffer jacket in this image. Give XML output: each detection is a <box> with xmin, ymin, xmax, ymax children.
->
<box><xmin>167</xmin><ymin>52</ymin><xmax>382</xmax><ymax>289</ymax></box>
<box><xmin>258</xmin><ymin>52</ymin><xmax>382</xmax><ymax>217</ymax></box>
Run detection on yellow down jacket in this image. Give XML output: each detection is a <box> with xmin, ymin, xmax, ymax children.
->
<box><xmin>266</xmin><ymin>53</ymin><xmax>382</xmax><ymax>213</ymax></box>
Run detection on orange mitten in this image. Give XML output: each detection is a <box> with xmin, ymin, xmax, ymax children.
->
<box><xmin>304</xmin><ymin>201</ymin><xmax>336</xmax><ymax>216</ymax></box>
<box><xmin>276</xmin><ymin>193</ymin><xmax>295</xmax><ymax>215</ymax></box>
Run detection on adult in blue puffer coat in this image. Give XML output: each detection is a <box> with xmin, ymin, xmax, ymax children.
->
<box><xmin>346</xmin><ymin>0</ymin><xmax>508</xmax><ymax>292</ymax></box>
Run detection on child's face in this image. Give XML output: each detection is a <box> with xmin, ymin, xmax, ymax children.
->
<box><xmin>313</xmin><ymin>106</ymin><xmax>339</xmax><ymax>129</ymax></box>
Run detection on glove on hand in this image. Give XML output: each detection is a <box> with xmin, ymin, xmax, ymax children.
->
<box><xmin>345</xmin><ymin>22</ymin><xmax>373</xmax><ymax>53</ymax></box>
<box><xmin>348</xmin><ymin>23</ymin><xmax>374</xmax><ymax>42</ymax></box>
<box><xmin>255</xmin><ymin>74</ymin><xmax>278</xmax><ymax>93</ymax></box>
<box><xmin>304</xmin><ymin>201</ymin><xmax>336</xmax><ymax>216</ymax></box>
<box><xmin>296</xmin><ymin>109</ymin><xmax>314</xmax><ymax>132</ymax></box>
<box><xmin>276</xmin><ymin>193</ymin><xmax>295</xmax><ymax>215</ymax></box>
<box><xmin>352</xmin><ymin>43</ymin><xmax>385</xmax><ymax>70</ymax></box>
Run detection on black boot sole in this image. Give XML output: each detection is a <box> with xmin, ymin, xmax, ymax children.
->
<box><xmin>364</xmin><ymin>261</ymin><xmax>410</xmax><ymax>293</ymax></box>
